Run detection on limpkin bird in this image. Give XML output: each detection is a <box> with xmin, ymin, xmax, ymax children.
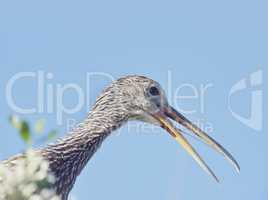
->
<box><xmin>2</xmin><ymin>75</ymin><xmax>240</xmax><ymax>200</ymax></box>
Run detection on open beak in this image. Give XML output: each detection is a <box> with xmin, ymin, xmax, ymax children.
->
<box><xmin>152</xmin><ymin>106</ymin><xmax>240</xmax><ymax>182</ymax></box>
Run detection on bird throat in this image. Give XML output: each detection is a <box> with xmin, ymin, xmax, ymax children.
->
<box><xmin>42</xmin><ymin>111</ymin><xmax>126</xmax><ymax>200</ymax></box>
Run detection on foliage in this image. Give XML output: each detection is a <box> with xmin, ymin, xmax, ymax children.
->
<box><xmin>0</xmin><ymin>115</ymin><xmax>61</xmax><ymax>200</ymax></box>
<box><xmin>0</xmin><ymin>149</ymin><xmax>60</xmax><ymax>200</ymax></box>
<box><xmin>9</xmin><ymin>115</ymin><xmax>58</xmax><ymax>146</ymax></box>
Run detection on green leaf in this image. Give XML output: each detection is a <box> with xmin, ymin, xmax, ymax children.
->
<box><xmin>36</xmin><ymin>178</ymin><xmax>53</xmax><ymax>190</ymax></box>
<box><xmin>46</xmin><ymin>130</ymin><xmax>57</xmax><ymax>141</ymax></box>
<box><xmin>20</xmin><ymin>121</ymin><xmax>31</xmax><ymax>144</ymax></box>
<box><xmin>9</xmin><ymin>115</ymin><xmax>31</xmax><ymax>145</ymax></box>
<box><xmin>34</xmin><ymin>119</ymin><xmax>45</xmax><ymax>134</ymax></box>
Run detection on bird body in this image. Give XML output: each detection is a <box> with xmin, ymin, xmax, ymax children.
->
<box><xmin>1</xmin><ymin>75</ymin><xmax>240</xmax><ymax>200</ymax></box>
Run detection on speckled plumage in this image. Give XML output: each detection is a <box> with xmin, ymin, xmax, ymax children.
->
<box><xmin>1</xmin><ymin>75</ymin><xmax>240</xmax><ymax>200</ymax></box>
<box><xmin>3</xmin><ymin>75</ymin><xmax>159</xmax><ymax>200</ymax></box>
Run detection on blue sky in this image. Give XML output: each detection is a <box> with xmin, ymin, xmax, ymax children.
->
<box><xmin>0</xmin><ymin>0</ymin><xmax>267</xmax><ymax>199</ymax></box>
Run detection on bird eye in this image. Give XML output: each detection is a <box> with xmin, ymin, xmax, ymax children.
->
<box><xmin>149</xmin><ymin>86</ymin><xmax>160</xmax><ymax>96</ymax></box>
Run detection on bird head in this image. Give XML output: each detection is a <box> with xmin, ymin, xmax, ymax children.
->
<box><xmin>92</xmin><ymin>75</ymin><xmax>240</xmax><ymax>181</ymax></box>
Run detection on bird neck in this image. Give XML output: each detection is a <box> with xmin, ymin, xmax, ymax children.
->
<box><xmin>42</xmin><ymin>109</ymin><xmax>128</xmax><ymax>200</ymax></box>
